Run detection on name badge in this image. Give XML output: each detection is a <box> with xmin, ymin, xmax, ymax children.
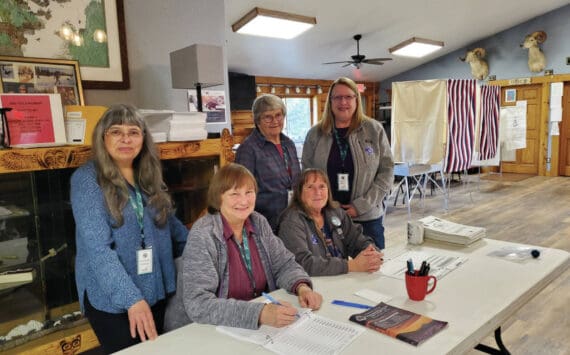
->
<box><xmin>137</xmin><ymin>248</ymin><xmax>153</xmax><ymax>275</ymax></box>
<box><xmin>287</xmin><ymin>189</ymin><xmax>293</xmax><ymax>205</ymax></box>
<box><xmin>337</xmin><ymin>173</ymin><xmax>350</xmax><ymax>191</ymax></box>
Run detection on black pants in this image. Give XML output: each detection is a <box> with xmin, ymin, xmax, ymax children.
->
<box><xmin>84</xmin><ymin>292</ymin><xmax>166</xmax><ymax>354</ymax></box>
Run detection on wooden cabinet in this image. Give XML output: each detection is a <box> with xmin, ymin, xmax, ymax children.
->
<box><xmin>0</xmin><ymin>130</ymin><xmax>233</xmax><ymax>354</ymax></box>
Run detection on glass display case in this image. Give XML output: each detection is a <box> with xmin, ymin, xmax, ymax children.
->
<box><xmin>0</xmin><ymin>168</ymin><xmax>81</xmax><ymax>352</ymax></box>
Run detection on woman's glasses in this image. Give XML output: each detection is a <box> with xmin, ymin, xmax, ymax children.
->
<box><xmin>331</xmin><ymin>95</ymin><xmax>357</xmax><ymax>102</ymax></box>
<box><xmin>105</xmin><ymin>127</ymin><xmax>144</xmax><ymax>140</ymax></box>
<box><xmin>261</xmin><ymin>112</ymin><xmax>284</xmax><ymax>123</ymax></box>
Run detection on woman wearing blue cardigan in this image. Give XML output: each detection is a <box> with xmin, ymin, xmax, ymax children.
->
<box><xmin>71</xmin><ymin>104</ymin><xmax>187</xmax><ymax>353</ymax></box>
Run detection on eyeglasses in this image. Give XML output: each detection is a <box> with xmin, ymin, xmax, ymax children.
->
<box><xmin>260</xmin><ymin>112</ymin><xmax>284</xmax><ymax>123</ymax></box>
<box><xmin>331</xmin><ymin>94</ymin><xmax>357</xmax><ymax>102</ymax></box>
<box><xmin>105</xmin><ymin>127</ymin><xmax>144</xmax><ymax>140</ymax></box>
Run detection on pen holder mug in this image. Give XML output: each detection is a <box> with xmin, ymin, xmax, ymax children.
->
<box><xmin>405</xmin><ymin>271</ymin><xmax>437</xmax><ymax>301</ymax></box>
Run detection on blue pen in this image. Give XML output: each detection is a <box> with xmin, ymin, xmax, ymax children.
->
<box><xmin>262</xmin><ymin>292</ymin><xmax>300</xmax><ymax>318</ymax></box>
<box><xmin>332</xmin><ymin>300</ymin><xmax>372</xmax><ymax>310</ymax></box>
<box><xmin>407</xmin><ymin>258</ymin><xmax>415</xmax><ymax>275</ymax></box>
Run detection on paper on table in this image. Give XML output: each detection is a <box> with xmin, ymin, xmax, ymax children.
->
<box><xmin>354</xmin><ymin>289</ymin><xmax>392</xmax><ymax>304</ymax></box>
<box><xmin>381</xmin><ymin>250</ymin><xmax>468</xmax><ymax>280</ymax></box>
<box><xmin>217</xmin><ymin>310</ymin><xmax>364</xmax><ymax>355</ymax></box>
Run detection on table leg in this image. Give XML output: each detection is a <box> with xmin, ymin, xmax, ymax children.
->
<box><xmin>474</xmin><ymin>327</ymin><xmax>511</xmax><ymax>355</ymax></box>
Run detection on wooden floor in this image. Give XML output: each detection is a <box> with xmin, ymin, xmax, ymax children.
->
<box><xmin>384</xmin><ymin>173</ymin><xmax>570</xmax><ymax>355</ymax></box>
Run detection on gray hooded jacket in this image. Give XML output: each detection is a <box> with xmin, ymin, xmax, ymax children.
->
<box><xmin>164</xmin><ymin>211</ymin><xmax>311</xmax><ymax>331</ymax></box>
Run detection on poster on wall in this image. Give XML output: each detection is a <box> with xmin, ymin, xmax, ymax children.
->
<box><xmin>188</xmin><ymin>89</ymin><xmax>227</xmax><ymax>124</ymax></box>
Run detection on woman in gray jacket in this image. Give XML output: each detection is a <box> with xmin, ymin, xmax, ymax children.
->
<box><xmin>165</xmin><ymin>163</ymin><xmax>322</xmax><ymax>331</ymax></box>
<box><xmin>278</xmin><ymin>169</ymin><xmax>383</xmax><ymax>276</ymax></box>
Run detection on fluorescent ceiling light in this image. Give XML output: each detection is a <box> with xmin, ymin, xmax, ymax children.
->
<box><xmin>232</xmin><ymin>7</ymin><xmax>316</xmax><ymax>39</ymax></box>
<box><xmin>389</xmin><ymin>37</ymin><xmax>444</xmax><ymax>58</ymax></box>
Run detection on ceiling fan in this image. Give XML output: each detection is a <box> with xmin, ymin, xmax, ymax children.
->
<box><xmin>323</xmin><ymin>34</ymin><xmax>392</xmax><ymax>69</ymax></box>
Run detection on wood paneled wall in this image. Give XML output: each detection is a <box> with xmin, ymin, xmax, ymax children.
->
<box><xmin>231</xmin><ymin>76</ymin><xmax>379</xmax><ymax>143</ymax></box>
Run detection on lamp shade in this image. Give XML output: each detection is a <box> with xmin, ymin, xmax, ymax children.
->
<box><xmin>170</xmin><ymin>44</ymin><xmax>224</xmax><ymax>89</ymax></box>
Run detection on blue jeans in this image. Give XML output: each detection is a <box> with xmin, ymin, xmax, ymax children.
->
<box><xmin>356</xmin><ymin>216</ymin><xmax>385</xmax><ymax>250</ymax></box>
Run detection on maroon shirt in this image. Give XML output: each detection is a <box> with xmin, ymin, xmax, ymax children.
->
<box><xmin>222</xmin><ymin>215</ymin><xmax>268</xmax><ymax>300</ymax></box>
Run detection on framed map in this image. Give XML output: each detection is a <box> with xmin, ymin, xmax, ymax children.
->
<box><xmin>1</xmin><ymin>0</ymin><xmax>129</xmax><ymax>90</ymax></box>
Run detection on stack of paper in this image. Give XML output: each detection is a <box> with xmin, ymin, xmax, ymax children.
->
<box><xmin>418</xmin><ymin>216</ymin><xmax>485</xmax><ymax>245</ymax></box>
<box><xmin>139</xmin><ymin>110</ymin><xmax>207</xmax><ymax>142</ymax></box>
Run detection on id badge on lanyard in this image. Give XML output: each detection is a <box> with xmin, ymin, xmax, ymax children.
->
<box><xmin>337</xmin><ymin>173</ymin><xmax>350</xmax><ymax>191</ymax></box>
<box><xmin>137</xmin><ymin>248</ymin><xmax>153</xmax><ymax>274</ymax></box>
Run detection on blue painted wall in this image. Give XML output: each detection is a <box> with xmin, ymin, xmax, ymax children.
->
<box><xmin>380</xmin><ymin>4</ymin><xmax>570</xmax><ymax>102</ymax></box>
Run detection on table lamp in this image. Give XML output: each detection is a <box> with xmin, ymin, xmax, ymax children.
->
<box><xmin>170</xmin><ymin>44</ymin><xmax>224</xmax><ymax>112</ymax></box>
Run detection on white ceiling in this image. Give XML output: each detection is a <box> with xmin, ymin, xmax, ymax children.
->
<box><xmin>225</xmin><ymin>0</ymin><xmax>570</xmax><ymax>82</ymax></box>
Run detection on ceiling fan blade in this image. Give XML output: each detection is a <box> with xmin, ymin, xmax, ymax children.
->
<box><xmin>364</xmin><ymin>61</ymin><xmax>384</xmax><ymax>66</ymax></box>
<box><xmin>323</xmin><ymin>60</ymin><xmax>352</xmax><ymax>65</ymax></box>
<box><xmin>342</xmin><ymin>63</ymin><xmax>353</xmax><ymax>68</ymax></box>
<box><xmin>363</xmin><ymin>58</ymin><xmax>392</xmax><ymax>62</ymax></box>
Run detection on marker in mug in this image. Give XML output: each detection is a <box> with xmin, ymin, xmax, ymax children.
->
<box><xmin>262</xmin><ymin>292</ymin><xmax>300</xmax><ymax>318</ymax></box>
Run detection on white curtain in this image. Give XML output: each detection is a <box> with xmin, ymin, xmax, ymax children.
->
<box><xmin>391</xmin><ymin>80</ymin><xmax>447</xmax><ymax>164</ymax></box>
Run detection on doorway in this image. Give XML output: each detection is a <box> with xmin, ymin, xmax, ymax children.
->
<box><xmin>500</xmin><ymin>84</ymin><xmax>541</xmax><ymax>175</ymax></box>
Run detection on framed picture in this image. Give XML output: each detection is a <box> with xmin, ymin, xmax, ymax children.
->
<box><xmin>188</xmin><ymin>89</ymin><xmax>227</xmax><ymax>124</ymax></box>
<box><xmin>504</xmin><ymin>89</ymin><xmax>517</xmax><ymax>103</ymax></box>
<box><xmin>2</xmin><ymin>0</ymin><xmax>129</xmax><ymax>90</ymax></box>
<box><xmin>0</xmin><ymin>56</ymin><xmax>84</xmax><ymax>106</ymax></box>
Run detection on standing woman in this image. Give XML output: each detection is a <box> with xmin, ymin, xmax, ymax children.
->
<box><xmin>235</xmin><ymin>94</ymin><xmax>300</xmax><ymax>231</ymax></box>
<box><xmin>71</xmin><ymin>104</ymin><xmax>188</xmax><ymax>353</ymax></box>
<box><xmin>303</xmin><ymin>77</ymin><xmax>394</xmax><ymax>249</ymax></box>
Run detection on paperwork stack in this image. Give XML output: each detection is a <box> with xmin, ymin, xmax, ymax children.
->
<box><xmin>139</xmin><ymin>110</ymin><xmax>207</xmax><ymax>142</ymax></box>
<box><xmin>418</xmin><ymin>216</ymin><xmax>485</xmax><ymax>245</ymax></box>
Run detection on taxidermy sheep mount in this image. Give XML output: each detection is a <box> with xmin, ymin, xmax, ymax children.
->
<box><xmin>521</xmin><ymin>31</ymin><xmax>547</xmax><ymax>73</ymax></box>
<box><xmin>459</xmin><ymin>48</ymin><xmax>489</xmax><ymax>80</ymax></box>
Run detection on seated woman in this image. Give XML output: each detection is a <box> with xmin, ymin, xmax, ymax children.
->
<box><xmin>278</xmin><ymin>168</ymin><xmax>383</xmax><ymax>276</ymax></box>
<box><xmin>165</xmin><ymin>163</ymin><xmax>322</xmax><ymax>331</ymax></box>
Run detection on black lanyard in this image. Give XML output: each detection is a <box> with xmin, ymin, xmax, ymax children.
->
<box><xmin>333</xmin><ymin>127</ymin><xmax>349</xmax><ymax>169</ymax></box>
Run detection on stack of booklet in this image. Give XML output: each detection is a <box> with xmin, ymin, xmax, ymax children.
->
<box><xmin>418</xmin><ymin>216</ymin><xmax>485</xmax><ymax>245</ymax></box>
<box><xmin>139</xmin><ymin>110</ymin><xmax>207</xmax><ymax>142</ymax></box>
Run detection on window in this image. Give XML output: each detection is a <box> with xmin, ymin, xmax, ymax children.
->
<box><xmin>283</xmin><ymin>97</ymin><xmax>311</xmax><ymax>157</ymax></box>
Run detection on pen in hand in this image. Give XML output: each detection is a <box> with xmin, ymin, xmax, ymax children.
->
<box><xmin>262</xmin><ymin>292</ymin><xmax>300</xmax><ymax>319</ymax></box>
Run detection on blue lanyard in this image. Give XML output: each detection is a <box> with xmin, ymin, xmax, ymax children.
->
<box><xmin>128</xmin><ymin>186</ymin><xmax>145</xmax><ymax>249</ymax></box>
<box><xmin>236</xmin><ymin>229</ymin><xmax>252</xmax><ymax>275</ymax></box>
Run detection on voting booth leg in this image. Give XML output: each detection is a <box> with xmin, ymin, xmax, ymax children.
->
<box><xmin>474</xmin><ymin>327</ymin><xmax>511</xmax><ymax>355</ymax></box>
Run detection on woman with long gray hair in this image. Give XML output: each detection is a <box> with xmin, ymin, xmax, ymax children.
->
<box><xmin>71</xmin><ymin>104</ymin><xmax>187</xmax><ymax>353</ymax></box>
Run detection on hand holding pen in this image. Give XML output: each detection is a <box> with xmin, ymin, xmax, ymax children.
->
<box><xmin>259</xmin><ymin>292</ymin><xmax>300</xmax><ymax>328</ymax></box>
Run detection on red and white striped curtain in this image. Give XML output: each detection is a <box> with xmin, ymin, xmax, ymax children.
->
<box><xmin>478</xmin><ymin>85</ymin><xmax>501</xmax><ymax>160</ymax></box>
<box><xmin>445</xmin><ymin>79</ymin><xmax>477</xmax><ymax>173</ymax></box>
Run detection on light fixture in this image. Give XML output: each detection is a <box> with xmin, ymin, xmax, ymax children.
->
<box><xmin>285</xmin><ymin>86</ymin><xmax>291</xmax><ymax>95</ymax></box>
<box><xmin>389</xmin><ymin>37</ymin><xmax>444</xmax><ymax>58</ymax></box>
<box><xmin>170</xmin><ymin>44</ymin><xmax>224</xmax><ymax>112</ymax></box>
<box><xmin>317</xmin><ymin>86</ymin><xmax>323</xmax><ymax>94</ymax></box>
<box><xmin>295</xmin><ymin>86</ymin><xmax>301</xmax><ymax>94</ymax></box>
<box><xmin>306</xmin><ymin>87</ymin><xmax>311</xmax><ymax>94</ymax></box>
<box><xmin>256</xmin><ymin>85</ymin><xmax>262</xmax><ymax>93</ymax></box>
<box><xmin>231</xmin><ymin>7</ymin><xmax>316</xmax><ymax>39</ymax></box>
<box><xmin>270</xmin><ymin>86</ymin><xmax>276</xmax><ymax>94</ymax></box>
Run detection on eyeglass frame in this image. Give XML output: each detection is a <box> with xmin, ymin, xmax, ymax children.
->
<box><xmin>330</xmin><ymin>94</ymin><xmax>357</xmax><ymax>103</ymax></box>
<box><xmin>260</xmin><ymin>111</ymin><xmax>285</xmax><ymax>123</ymax></box>
<box><xmin>104</xmin><ymin>126</ymin><xmax>145</xmax><ymax>140</ymax></box>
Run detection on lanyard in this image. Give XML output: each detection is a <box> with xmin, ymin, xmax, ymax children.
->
<box><xmin>322</xmin><ymin>223</ymin><xmax>342</xmax><ymax>258</ymax></box>
<box><xmin>282</xmin><ymin>147</ymin><xmax>292</xmax><ymax>178</ymax></box>
<box><xmin>333</xmin><ymin>127</ymin><xmax>349</xmax><ymax>167</ymax></box>
<box><xmin>235</xmin><ymin>228</ymin><xmax>257</xmax><ymax>297</ymax></box>
<box><xmin>129</xmin><ymin>186</ymin><xmax>145</xmax><ymax>249</ymax></box>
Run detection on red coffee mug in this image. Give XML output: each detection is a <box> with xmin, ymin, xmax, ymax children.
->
<box><xmin>405</xmin><ymin>271</ymin><xmax>437</xmax><ymax>301</ymax></box>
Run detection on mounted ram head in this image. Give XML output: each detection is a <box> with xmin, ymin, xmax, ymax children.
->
<box><xmin>521</xmin><ymin>31</ymin><xmax>547</xmax><ymax>73</ymax></box>
<box><xmin>459</xmin><ymin>48</ymin><xmax>489</xmax><ymax>80</ymax></box>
